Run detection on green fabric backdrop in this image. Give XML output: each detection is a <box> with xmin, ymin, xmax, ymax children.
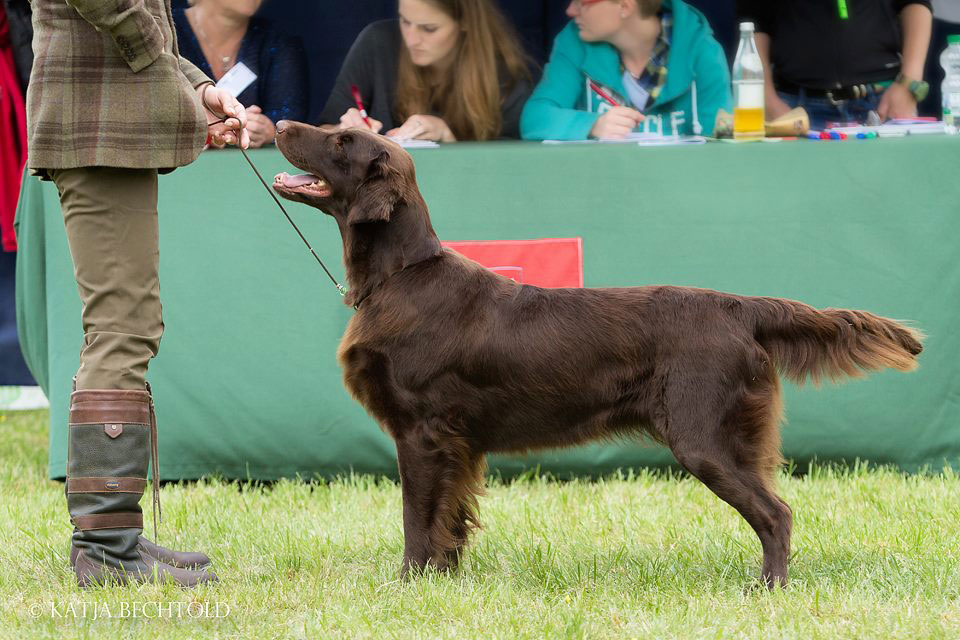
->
<box><xmin>15</xmin><ymin>137</ymin><xmax>960</xmax><ymax>480</ymax></box>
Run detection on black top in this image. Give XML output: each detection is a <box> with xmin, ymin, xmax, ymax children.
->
<box><xmin>318</xmin><ymin>19</ymin><xmax>533</xmax><ymax>139</ymax></box>
<box><xmin>737</xmin><ymin>0</ymin><xmax>933</xmax><ymax>90</ymax></box>
<box><xmin>173</xmin><ymin>8</ymin><xmax>309</xmax><ymax>124</ymax></box>
<box><xmin>3</xmin><ymin>0</ymin><xmax>32</xmax><ymax>92</ymax></box>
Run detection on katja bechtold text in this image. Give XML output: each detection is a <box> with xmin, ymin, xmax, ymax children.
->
<box><xmin>30</xmin><ymin>600</ymin><xmax>231</xmax><ymax>619</ymax></box>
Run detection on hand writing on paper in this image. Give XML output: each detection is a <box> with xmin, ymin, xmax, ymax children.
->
<box><xmin>589</xmin><ymin>107</ymin><xmax>645</xmax><ymax>139</ymax></box>
<box><xmin>339</xmin><ymin>108</ymin><xmax>384</xmax><ymax>133</ymax></box>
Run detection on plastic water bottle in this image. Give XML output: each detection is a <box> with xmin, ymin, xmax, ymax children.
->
<box><xmin>732</xmin><ymin>22</ymin><xmax>765</xmax><ymax>140</ymax></box>
<box><xmin>941</xmin><ymin>35</ymin><xmax>960</xmax><ymax>130</ymax></box>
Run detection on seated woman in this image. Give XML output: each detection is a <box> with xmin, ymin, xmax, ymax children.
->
<box><xmin>174</xmin><ymin>0</ymin><xmax>308</xmax><ymax>148</ymax></box>
<box><xmin>521</xmin><ymin>0</ymin><xmax>732</xmax><ymax>140</ymax></box>
<box><xmin>318</xmin><ymin>0</ymin><xmax>533</xmax><ymax>142</ymax></box>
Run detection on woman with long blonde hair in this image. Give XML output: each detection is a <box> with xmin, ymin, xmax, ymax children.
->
<box><xmin>319</xmin><ymin>0</ymin><xmax>533</xmax><ymax>142</ymax></box>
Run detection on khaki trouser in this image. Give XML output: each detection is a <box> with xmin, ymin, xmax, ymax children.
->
<box><xmin>50</xmin><ymin>167</ymin><xmax>163</xmax><ymax>391</ymax></box>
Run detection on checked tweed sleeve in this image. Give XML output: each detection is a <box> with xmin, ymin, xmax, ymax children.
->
<box><xmin>178</xmin><ymin>57</ymin><xmax>213</xmax><ymax>90</ymax></box>
<box><xmin>63</xmin><ymin>0</ymin><xmax>165</xmax><ymax>72</ymax></box>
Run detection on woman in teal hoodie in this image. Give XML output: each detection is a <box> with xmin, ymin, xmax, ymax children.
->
<box><xmin>521</xmin><ymin>0</ymin><xmax>732</xmax><ymax>140</ymax></box>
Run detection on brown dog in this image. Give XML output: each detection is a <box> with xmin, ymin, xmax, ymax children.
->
<box><xmin>272</xmin><ymin>121</ymin><xmax>923</xmax><ymax>587</ymax></box>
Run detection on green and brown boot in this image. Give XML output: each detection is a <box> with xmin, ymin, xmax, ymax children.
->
<box><xmin>66</xmin><ymin>389</ymin><xmax>216</xmax><ymax>587</ymax></box>
<box><xmin>69</xmin><ymin>533</ymin><xmax>212</xmax><ymax>571</ymax></box>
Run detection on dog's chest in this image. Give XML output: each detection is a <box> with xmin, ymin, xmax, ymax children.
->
<box><xmin>337</xmin><ymin>338</ymin><xmax>414</xmax><ymax>432</ymax></box>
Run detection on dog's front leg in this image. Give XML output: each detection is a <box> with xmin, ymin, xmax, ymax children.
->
<box><xmin>395</xmin><ymin>430</ymin><xmax>484</xmax><ymax>577</ymax></box>
<box><xmin>396</xmin><ymin>436</ymin><xmax>445</xmax><ymax>576</ymax></box>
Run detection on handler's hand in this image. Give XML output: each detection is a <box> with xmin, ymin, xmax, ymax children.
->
<box><xmin>199</xmin><ymin>84</ymin><xmax>250</xmax><ymax>149</ymax></box>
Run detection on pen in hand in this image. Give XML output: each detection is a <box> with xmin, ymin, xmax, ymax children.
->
<box><xmin>588</xmin><ymin>80</ymin><xmax>623</xmax><ymax>108</ymax></box>
<box><xmin>350</xmin><ymin>85</ymin><xmax>373</xmax><ymax>129</ymax></box>
<box><xmin>587</xmin><ymin>79</ymin><xmax>644</xmax><ymax>139</ymax></box>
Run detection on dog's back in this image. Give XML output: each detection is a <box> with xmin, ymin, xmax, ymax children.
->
<box><xmin>342</xmin><ymin>249</ymin><xmax>922</xmax><ymax>457</ymax></box>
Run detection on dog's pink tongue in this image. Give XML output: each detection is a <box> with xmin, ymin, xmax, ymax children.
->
<box><xmin>282</xmin><ymin>173</ymin><xmax>320</xmax><ymax>188</ymax></box>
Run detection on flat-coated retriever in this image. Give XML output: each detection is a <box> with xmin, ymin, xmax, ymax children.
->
<box><xmin>271</xmin><ymin>121</ymin><xmax>923</xmax><ymax>587</ymax></box>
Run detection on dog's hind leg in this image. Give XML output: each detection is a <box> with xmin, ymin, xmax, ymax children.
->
<box><xmin>660</xmin><ymin>366</ymin><xmax>792</xmax><ymax>588</ymax></box>
<box><xmin>395</xmin><ymin>426</ymin><xmax>485</xmax><ymax>576</ymax></box>
<box><xmin>443</xmin><ymin>479</ymin><xmax>484</xmax><ymax>571</ymax></box>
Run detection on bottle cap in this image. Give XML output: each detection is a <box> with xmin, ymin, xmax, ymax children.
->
<box><xmin>949</xmin><ymin>35</ymin><xmax>960</xmax><ymax>45</ymax></box>
<box><xmin>740</xmin><ymin>22</ymin><xmax>755</xmax><ymax>32</ymax></box>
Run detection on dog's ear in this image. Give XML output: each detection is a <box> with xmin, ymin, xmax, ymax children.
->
<box><xmin>348</xmin><ymin>150</ymin><xmax>403</xmax><ymax>225</ymax></box>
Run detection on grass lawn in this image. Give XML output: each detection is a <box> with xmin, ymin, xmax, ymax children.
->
<box><xmin>1</xmin><ymin>409</ymin><xmax>958</xmax><ymax>639</ymax></box>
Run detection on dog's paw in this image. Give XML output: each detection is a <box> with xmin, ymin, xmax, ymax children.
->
<box><xmin>400</xmin><ymin>554</ymin><xmax>455</xmax><ymax>579</ymax></box>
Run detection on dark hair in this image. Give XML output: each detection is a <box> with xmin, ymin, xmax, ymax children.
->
<box><xmin>639</xmin><ymin>0</ymin><xmax>663</xmax><ymax>18</ymax></box>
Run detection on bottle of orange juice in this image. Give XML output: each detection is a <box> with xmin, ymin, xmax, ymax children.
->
<box><xmin>732</xmin><ymin>22</ymin><xmax>765</xmax><ymax>140</ymax></box>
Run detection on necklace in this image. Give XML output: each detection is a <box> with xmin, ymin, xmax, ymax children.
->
<box><xmin>187</xmin><ymin>8</ymin><xmax>242</xmax><ymax>73</ymax></box>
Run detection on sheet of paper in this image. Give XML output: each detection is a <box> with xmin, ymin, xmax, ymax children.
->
<box><xmin>388</xmin><ymin>137</ymin><xmax>440</xmax><ymax>148</ymax></box>
<box><xmin>216</xmin><ymin>62</ymin><xmax>257</xmax><ymax>98</ymax></box>
<box><xmin>543</xmin><ymin>134</ymin><xmax>707</xmax><ymax>146</ymax></box>
<box><xmin>543</xmin><ymin>138</ymin><xmax>633</xmax><ymax>145</ymax></box>
<box><xmin>633</xmin><ymin>135</ymin><xmax>707</xmax><ymax>146</ymax></box>
<box><xmin>826</xmin><ymin>122</ymin><xmax>948</xmax><ymax>136</ymax></box>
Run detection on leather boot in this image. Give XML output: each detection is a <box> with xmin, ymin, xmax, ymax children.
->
<box><xmin>69</xmin><ymin>536</ymin><xmax>211</xmax><ymax>570</ymax></box>
<box><xmin>66</xmin><ymin>389</ymin><xmax>216</xmax><ymax>587</ymax></box>
<box><xmin>66</xmin><ymin>379</ymin><xmax>212</xmax><ymax>570</ymax></box>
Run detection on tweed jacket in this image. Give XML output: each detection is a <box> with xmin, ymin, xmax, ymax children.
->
<box><xmin>26</xmin><ymin>0</ymin><xmax>213</xmax><ymax>173</ymax></box>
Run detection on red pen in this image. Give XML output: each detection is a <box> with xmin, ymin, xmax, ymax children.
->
<box><xmin>350</xmin><ymin>84</ymin><xmax>372</xmax><ymax>129</ymax></box>
<box><xmin>588</xmin><ymin>80</ymin><xmax>623</xmax><ymax>108</ymax></box>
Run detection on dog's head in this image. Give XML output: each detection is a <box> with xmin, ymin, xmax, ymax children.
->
<box><xmin>272</xmin><ymin>121</ymin><xmax>415</xmax><ymax>225</ymax></box>
<box><xmin>272</xmin><ymin>120</ymin><xmax>441</xmax><ymax>308</ymax></box>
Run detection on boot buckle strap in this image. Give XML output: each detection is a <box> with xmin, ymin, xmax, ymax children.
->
<box><xmin>71</xmin><ymin>512</ymin><xmax>143</xmax><ymax>531</ymax></box>
<box><xmin>69</xmin><ymin>404</ymin><xmax>151</xmax><ymax>426</ymax></box>
<box><xmin>67</xmin><ymin>476</ymin><xmax>146</xmax><ymax>494</ymax></box>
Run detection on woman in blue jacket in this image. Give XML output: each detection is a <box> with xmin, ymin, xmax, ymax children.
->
<box><xmin>521</xmin><ymin>0</ymin><xmax>732</xmax><ymax>139</ymax></box>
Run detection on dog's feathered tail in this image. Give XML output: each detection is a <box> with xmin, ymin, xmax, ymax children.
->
<box><xmin>748</xmin><ymin>297</ymin><xmax>924</xmax><ymax>385</ymax></box>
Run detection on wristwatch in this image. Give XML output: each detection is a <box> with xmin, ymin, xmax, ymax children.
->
<box><xmin>894</xmin><ymin>73</ymin><xmax>929</xmax><ymax>102</ymax></box>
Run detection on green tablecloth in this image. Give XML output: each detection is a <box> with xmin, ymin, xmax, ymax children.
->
<box><xmin>15</xmin><ymin>137</ymin><xmax>960</xmax><ymax>480</ymax></box>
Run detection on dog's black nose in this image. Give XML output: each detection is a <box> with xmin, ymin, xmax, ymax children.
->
<box><xmin>276</xmin><ymin>120</ymin><xmax>289</xmax><ymax>135</ymax></box>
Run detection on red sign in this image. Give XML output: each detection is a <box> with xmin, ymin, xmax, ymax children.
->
<box><xmin>441</xmin><ymin>238</ymin><xmax>584</xmax><ymax>288</ymax></box>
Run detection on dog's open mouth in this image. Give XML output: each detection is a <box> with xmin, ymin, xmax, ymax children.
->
<box><xmin>273</xmin><ymin>172</ymin><xmax>332</xmax><ymax>197</ymax></box>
